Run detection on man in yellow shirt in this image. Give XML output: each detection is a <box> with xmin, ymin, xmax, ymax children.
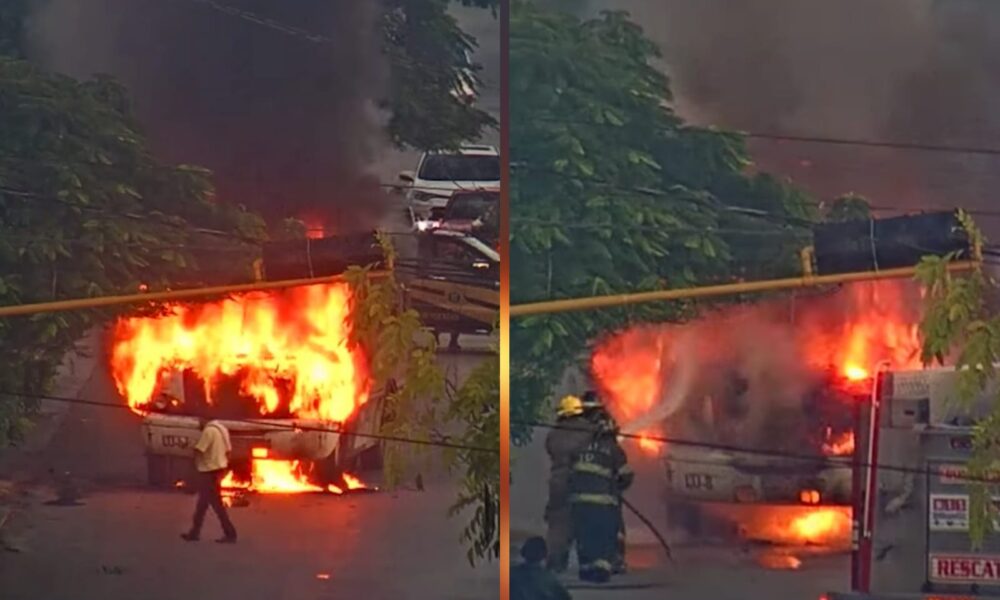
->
<box><xmin>181</xmin><ymin>418</ymin><xmax>237</xmax><ymax>543</ymax></box>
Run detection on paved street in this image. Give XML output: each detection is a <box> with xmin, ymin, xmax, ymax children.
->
<box><xmin>2</xmin><ymin>486</ymin><xmax>493</xmax><ymax>600</ymax></box>
<box><xmin>512</xmin><ymin>537</ymin><xmax>848</xmax><ymax>600</ymax></box>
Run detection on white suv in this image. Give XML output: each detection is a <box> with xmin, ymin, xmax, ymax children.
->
<box><xmin>399</xmin><ymin>145</ymin><xmax>500</xmax><ymax>227</ymax></box>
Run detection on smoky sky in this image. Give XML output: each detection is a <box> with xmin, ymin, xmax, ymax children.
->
<box><xmin>540</xmin><ymin>0</ymin><xmax>1000</xmax><ymax>233</ymax></box>
<box><xmin>27</xmin><ymin>0</ymin><xmax>387</xmax><ymax>231</ymax></box>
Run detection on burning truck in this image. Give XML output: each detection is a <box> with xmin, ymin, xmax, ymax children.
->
<box><xmin>112</xmin><ymin>281</ymin><xmax>386</xmax><ymax>494</ymax></box>
<box><xmin>591</xmin><ymin>280</ymin><xmax>925</xmax><ymax>544</ymax></box>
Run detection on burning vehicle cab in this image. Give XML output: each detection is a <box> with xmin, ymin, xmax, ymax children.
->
<box><xmin>399</xmin><ymin>145</ymin><xmax>500</xmax><ymax>228</ymax></box>
<box><xmin>659</xmin><ymin>368</ymin><xmax>861</xmax><ymax>534</ymax></box>
<box><xmin>139</xmin><ymin>370</ymin><xmax>393</xmax><ymax>488</ymax></box>
<box><xmin>420</xmin><ymin>190</ymin><xmax>499</xmax><ymax>246</ymax></box>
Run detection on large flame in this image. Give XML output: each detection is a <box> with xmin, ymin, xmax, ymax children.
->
<box><xmin>110</xmin><ymin>283</ymin><xmax>369</xmax><ymax>422</ymax></box>
<box><xmin>219</xmin><ymin>459</ymin><xmax>370</xmax><ymax>495</ymax></box>
<box><xmin>592</xmin><ymin>281</ymin><xmax>922</xmax><ymax>455</ymax></box>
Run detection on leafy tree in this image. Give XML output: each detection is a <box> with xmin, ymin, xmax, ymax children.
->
<box><xmin>446</xmin><ymin>354</ymin><xmax>499</xmax><ymax>564</ymax></box>
<box><xmin>509</xmin><ymin>2</ymin><xmax>815</xmax><ymax>441</ymax></box>
<box><xmin>916</xmin><ymin>211</ymin><xmax>1000</xmax><ymax>545</ymax></box>
<box><xmin>0</xmin><ymin>57</ymin><xmax>265</xmax><ymax>444</ymax></box>
<box><xmin>382</xmin><ymin>0</ymin><xmax>498</xmax><ymax>149</ymax></box>
<box><xmin>345</xmin><ymin>239</ymin><xmax>497</xmax><ymax>564</ymax></box>
<box><xmin>826</xmin><ymin>193</ymin><xmax>873</xmax><ymax>223</ymax></box>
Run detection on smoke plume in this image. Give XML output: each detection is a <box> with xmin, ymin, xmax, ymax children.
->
<box><xmin>26</xmin><ymin>0</ymin><xmax>388</xmax><ymax>231</ymax></box>
<box><xmin>541</xmin><ymin>0</ymin><xmax>1000</xmax><ymax>233</ymax></box>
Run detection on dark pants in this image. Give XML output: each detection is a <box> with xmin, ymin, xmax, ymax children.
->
<box><xmin>614</xmin><ymin>506</ymin><xmax>626</xmax><ymax>572</ymax></box>
<box><xmin>189</xmin><ymin>470</ymin><xmax>236</xmax><ymax>539</ymax></box>
<box><xmin>572</xmin><ymin>502</ymin><xmax>618</xmax><ymax>582</ymax></box>
<box><xmin>544</xmin><ymin>505</ymin><xmax>573</xmax><ymax>572</ymax></box>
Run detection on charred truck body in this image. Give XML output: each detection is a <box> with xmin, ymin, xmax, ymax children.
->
<box><xmin>662</xmin><ymin>368</ymin><xmax>858</xmax><ymax>534</ymax></box>
<box><xmin>141</xmin><ymin>230</ymin><xmax>497</xmax><ymax>487</ymax></box>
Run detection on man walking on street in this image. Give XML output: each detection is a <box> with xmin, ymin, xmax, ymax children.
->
<box><xmin>544</xmin><ymin>394</ymin><xmax>599</xmax><ymax>573</ymax></box>
<box><xmin>181</xmin><ymin>417</ymin><xmax>237</xmax><ymax>544</ymax></box>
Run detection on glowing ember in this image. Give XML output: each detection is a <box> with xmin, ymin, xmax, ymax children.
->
<box><xmin>757</xmin><ymin>552</ymin><xmax>802</xmax><ymax>570</ymax></box>
<box><xmin>110</xmin><ymin>283</ymin><xmax>369</xmax><ymax>422</ymax></box>
<box><xmin>822</xmin><ymin>429</ymin><xmax>855</xmax><ymax>456</ymax></box>
<box><xmin>790</xmin><ymin>508</ymin><xmax>850</xmax><ymax>544</ymax></box>
<box><xmin>343</xmin><ymin>473</ymin><xmax>367</xmax><ymax>490</ymax></box>
<box><xmin>638</xmin><ymin>434</ymin><xmax>664</xmax><ymax>454</ymax></box>
<box><xmin>720</xmin><ymin>505</ymin><xmax>852</xmax><ymax>549</ymax></box>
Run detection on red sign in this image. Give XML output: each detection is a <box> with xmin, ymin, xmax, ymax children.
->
<box><xmin>930</xmin><ymin>554</ymin><xmax>1000</xmax><ymax>583</ymax></box>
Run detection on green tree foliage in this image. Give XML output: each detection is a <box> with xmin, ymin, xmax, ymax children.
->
<box><xmin>916</xmin><ymin>211</ymin><xmax>999</xmax><ymax>545</ymax></box>
<box><xmin>509</xmin><ymin>2</ymin><xmax>816</xmax><ymax>442</ymax></box>
<box><xmin>446</xmin><ymin>355</ymin><xmax>499</xmax><ymax>565</ymax></box>
<box><xmin>0</xmin><ymin>58</ymin><xmax>265</xmax><ymax>444</ymax></box>
<box><xmin>826</xmin><ymin>193</ymin><xmax>873</xmax><ymax>223</ymax></box>
<box><xmin>345</xmin><ymin>239</ymin><xmax>497</xmax><ymax>564</ymax></box>
<box><xmin>382</xmin><ymin>0</ymin><xmax>497</xmax><ymax>149</ymax></box>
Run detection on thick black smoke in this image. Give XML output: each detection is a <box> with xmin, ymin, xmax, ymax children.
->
<box><xmin>27</xmin><ymin>0</ymin><xmax>388</xmax><ymax>232</ymax></box>
<box><xmin>541</xmin><ymin>0</ymin><xmax>1000</xmax><ymax>233</ymax></box>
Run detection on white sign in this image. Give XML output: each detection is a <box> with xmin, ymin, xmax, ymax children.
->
<box><xmin>930</xmin><ymin>494</ymin><xmax>969</xmax><ymax>531</ymax></box>
<box><xmin>930</xmin><ymin>554</ymin><xmax>1000</xmax><ymax>583</ymax></box>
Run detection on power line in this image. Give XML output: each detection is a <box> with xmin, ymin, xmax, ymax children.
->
<box><xmin>526</xmin><ymin>116</ymin><xmax>1000</xmax><ymax>157</ymax></box>
<box><xmin>510</xmin><ymin>218</ymin><xmax>812</xmax><ymax>237</ymax></box>
<box><xmin>3</xmin><ymin>388</ymin><xmax>498</xmax><ymax>454</ymax></box>
<box><xmin>514</xmin><ymin>418</ymin><xmax>1000</xmax><ymax>485</ymax></box>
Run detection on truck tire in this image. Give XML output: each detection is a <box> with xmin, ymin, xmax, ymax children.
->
<box><xmin>147</xmin><ymin>454</ymin><xmax>168</xmax><ymax>488</ymax></box>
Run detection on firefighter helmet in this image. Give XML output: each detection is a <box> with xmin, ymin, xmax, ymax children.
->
<box><xmin>557</xmin><ymin>395</ymin><xmax>584</xmax><ymax>418</ymax></box>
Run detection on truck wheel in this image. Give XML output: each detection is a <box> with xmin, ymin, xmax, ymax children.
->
<box><xmin>147</xmin><ymin>454</ymin><xmax>168</xmax><ymax>488</ymax></box>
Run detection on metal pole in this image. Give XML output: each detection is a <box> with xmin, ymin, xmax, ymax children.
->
<box><xmin>0</xmin><ymin>271</ymin><xmax>389</xmax><ymax>318</ymax></box>
<box><xmin>859</xmin><ymin>360</ymin><xmax>891</xmax><ymax>593</ymax></box>
<box><xmin>510</xmin><ymin>262</ymin><xmax>976</xmax><ymax>317</ymax></box>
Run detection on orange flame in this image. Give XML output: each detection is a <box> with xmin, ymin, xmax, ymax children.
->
<box><xmin>110</xmin><ymin>283</ymin><xmax>369</xmax><ymax>422</ymax></box>
<box><xmin>822</xmin><ymin>428</ymin><xmax>855</xmax><ymax>456</ymax></box>
<box><xmin>220</xmin><ymin>459</ymin><xmax>367</xmax><ymax>495</ymax></box>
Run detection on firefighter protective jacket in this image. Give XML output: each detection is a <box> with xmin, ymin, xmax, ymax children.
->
<box><xmin>545</xmin><ymin>414</ymin><xmax>598</xmax><ymax>514</ymax></box>
<box><xmin>569</xmin><ymin>428</ymin><xmax>631</xmax><ymax>506</ymax></box>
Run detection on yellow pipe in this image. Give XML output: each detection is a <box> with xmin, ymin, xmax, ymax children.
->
<box><xmin>0</xmin><ymin>271</ymin><xmax>390</xmax><ymax>318</ymax></box>
<box><xmin>510</xmin><ymin>261</ymin><xmax>977</xmax><ymax>318</ymax></box>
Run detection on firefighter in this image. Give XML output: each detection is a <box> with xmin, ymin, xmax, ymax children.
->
<box><xmin>569</xmin><ymin>392</ymin><xmax>630</xmax><ymax>583</ymax></box>
<box><xmin>545</xmin><ymin>394</ymin><xmax>599</xmax><ymax>573</ymax></box>
<box><xmin>590</xmin><ymin>402</ymin><xmax>632</xmax><ymax>575</ymax></box>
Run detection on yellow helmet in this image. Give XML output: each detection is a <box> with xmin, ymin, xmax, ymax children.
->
<box><xmin>557</xmin><ymin>395</ymin><xmax>584</xmax><ymax>418</ymax></box>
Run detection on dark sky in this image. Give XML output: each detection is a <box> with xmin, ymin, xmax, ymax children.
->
<box><xmin>543</xmin><ymin>0</ymin><xmax>1000</xmax><ymax>235</ymax></box>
